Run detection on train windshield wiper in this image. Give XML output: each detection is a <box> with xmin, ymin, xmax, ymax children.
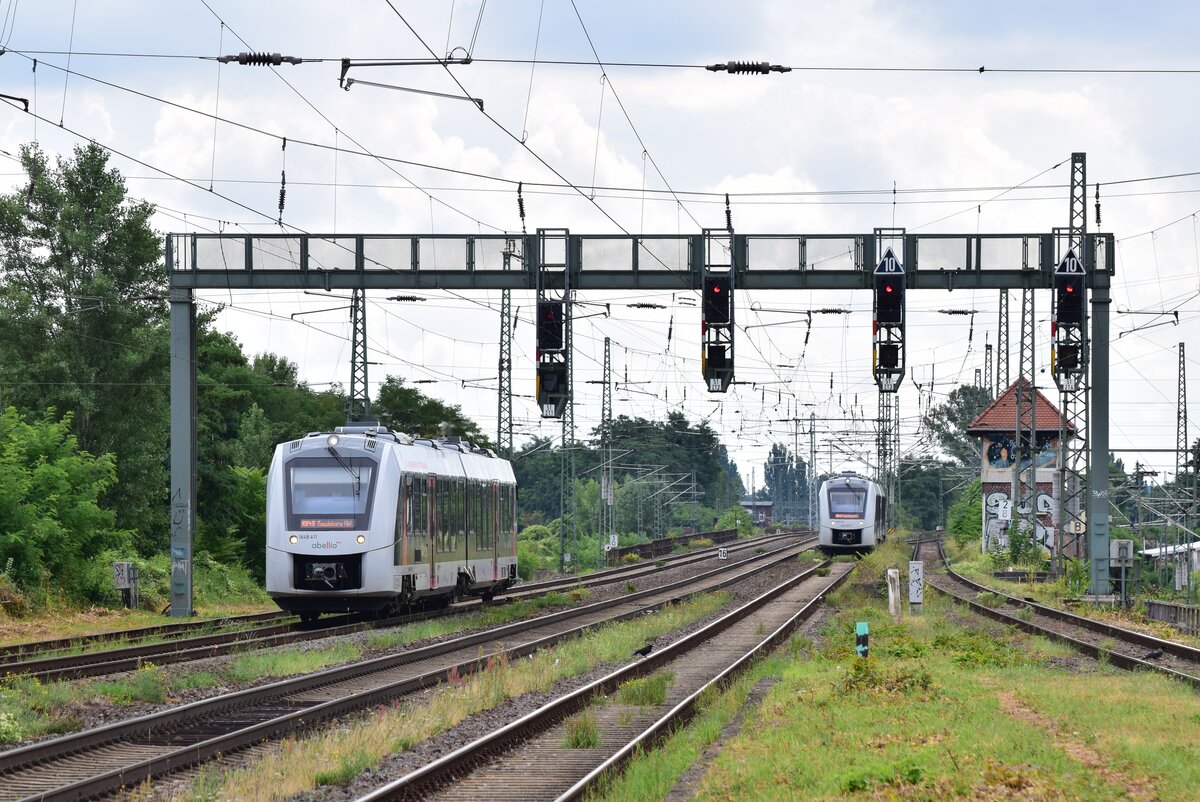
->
<box><xmin>327</xmin><ymin>447</ymin><xmax>361</xmax><ymax>496</ymax></box>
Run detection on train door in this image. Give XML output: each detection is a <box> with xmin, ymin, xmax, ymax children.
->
<box><xmin>395</xmin><ymin>477</ymin><xmax>410</xmax><ymax>568</ymax></box>
<box><xmin>425</xmin><ymin>474</ymin><xmax>437</xmax><ymax>588</ymax></box>
<box><xmin>458</xmin><ymin>477</ymin><xmax>469</xmax><ymax>582</ymax></box>
<box><xmin>491</xmin><ymin>481</ymin><xmax>499</xmax><ymax>581</ymax></box>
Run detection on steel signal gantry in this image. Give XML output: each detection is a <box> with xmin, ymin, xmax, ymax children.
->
<box><xmin>165</xmin><ymin>220</ymin><xmax>1115</xmax><ymax>616</ymax></box>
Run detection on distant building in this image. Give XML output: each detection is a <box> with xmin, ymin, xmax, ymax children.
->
<box><xmin>966</xmin><ymin>378</ymin><xmax>1079</xmax><ymax>556</ymax></box>
<box><xmin>740</xmin><ymin>498</ymin><xmax>773</xmax><ymax>525</ymax></box>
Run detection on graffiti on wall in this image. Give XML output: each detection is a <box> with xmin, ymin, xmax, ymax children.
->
<box><xmin>982</xmin><ymin>488</ymin><xmax>1054</xmax><ymax>553</ymax></box>
<box><xmin>984</xmin><ymin>434</ymin><xmax>1059</xmax><ymax>471</ymax></box>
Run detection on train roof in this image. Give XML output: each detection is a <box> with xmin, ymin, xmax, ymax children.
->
<box><xmin>279</xmin><ymin>428</ymin><xmax>514</xmax><ymax>483</ymax></box>
<box><xmin>820</xmin><ymin>471</ymin><xmax>878</xmax><ymax>486</ymax></box>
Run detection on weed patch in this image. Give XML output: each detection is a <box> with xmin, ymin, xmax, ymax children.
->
<box><xmin>96</xmin><ymin>663</ymin><xmax>167</xmax><ymax>704</ymax></box>
<box><xmin>618</xmin><ymin>673</ymin><xmax>673</xmax><ymax>706</ymax></box>
<box><xmin>563</xmin><ymin>710</ymin><xmax>601</xmax><ymax>748</ymax></box>
<box><xmin>931</xmin><ymin>628</ymin><xmax>1030</xmax><ymax>669</ymax></box>
<box><xmin>226</xmin><ymin>643</ymin><xmax>361</xmax><ymax>683</ymax></box>
<box><xmin>313</xmin><ymin>749</ymin><xmax>378</xmax><ymax>786</ymax></box>
<box><xmin>836</xmin><ymin>659</ymin><xmax>935</xmax><ymax>697</ymax></box>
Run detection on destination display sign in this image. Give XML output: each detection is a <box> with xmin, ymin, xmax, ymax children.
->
<box><xmin>299</xmin><ymin>519</ymin><xmax>354</xmax><ymax>529</ymax></box>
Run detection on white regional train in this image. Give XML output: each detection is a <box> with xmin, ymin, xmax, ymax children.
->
<box><xmin>266</xmin><ymin>426</ymin><xmax>517</xmax><ymax>621</ymax></box>
<box><xmin>818</xmin><ymin>471</ymin><xmax>887</xmax><ymax>553</ymax></box>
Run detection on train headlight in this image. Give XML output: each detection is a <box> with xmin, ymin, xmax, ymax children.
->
<box><xmin>327</xmin><ymin>434</ymin><xmax>341</xmax><ymax>448</ymax></box>
<box><xmin>289</xmin><ymin>535</ymin><xmax>298</xmax><ymax>544</ymax></box>
<box><xmin>356</xmin><ymin>534</ymin><xmax>366</xmax><ymax>544</ymax></box>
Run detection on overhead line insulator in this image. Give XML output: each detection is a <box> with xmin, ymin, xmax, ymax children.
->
<box><xmin>217</xmin><ymin>52</ymin><xmax>304</xmax><ymax>66</ymax></box>
<box><xmin>705</xmin><ymin>61</ymin><xmax>791</xmax><ymax>74</ymax></box>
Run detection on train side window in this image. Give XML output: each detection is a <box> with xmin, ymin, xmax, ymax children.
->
<box><xmin>456</xmin><ymin>478</ymin><xmax>467</xmax><ymax>553</ymax></box>
<box><xmin>467</xmin><ymin>479</ymin><xmax>478</xmax><ymax>550</ymax></box>
<box><xmin>436</xmin><ymin>477</ymin><xmax>450</xmax><ymax>554</ymax></box>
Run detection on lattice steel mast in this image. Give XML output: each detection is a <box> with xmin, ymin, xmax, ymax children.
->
<box><xmin>1012</xmin><ymin>283</ymin><xmax>1037</xmax><ymax>551</ymax></box>
<box><xmin>347</xmin><ymin>289</ymin><xmax>370</xmax><ymax>422</ymax></box>
<box><xmin>997</xmin><ymin>291</ymin><xmax>1010</xmax><ymax>392</ymax></box>
<box><xmin>600</xmin><ymin>336</ymin><xmax>614</xmax><ymax>549</ymax></box>
<box><xmin>1180</xmin><ymin>342</ymin><xmax>1192</xmax><ymax>532</ymax></box>
<box><xmin>1054</xmin><ymin>154</ymin><xmax>1090</xmax><ymax>571</ymax></box>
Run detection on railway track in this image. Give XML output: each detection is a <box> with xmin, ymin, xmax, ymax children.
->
<box><xmin>915</xmin><ymin>537</ymin><xmax>1200</xmax><ymax>689</ymax></box>
<box><xmin>0</xmin><ymin>536</ymin><xmax>816</xmax><ymax>802</ymax></box>
<box><xmin>0</xmin><ymin>531</ymin><xmax>807</xmax><ymax>682</ymax></box>
<box><xmin>0</xmin><ymin>610</ymin><xmax>290</xmax><ymax>661</ymax></box>
<box><xmin>353</xmin><ymin>556</ymin><xmax>853</xmax><ymax>801</ymax></box>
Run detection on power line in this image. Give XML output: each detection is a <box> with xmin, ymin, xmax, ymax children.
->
<box><xmin>20</xmin><ymin>49</ymin><xmax>1200</xmax><ymax>76</ymax></box>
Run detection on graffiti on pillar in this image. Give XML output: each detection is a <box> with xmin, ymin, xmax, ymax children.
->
<box><xmin>170</xmin><ymin>485</ymin><xmax>191</xmax><ymax>604</ymax></box>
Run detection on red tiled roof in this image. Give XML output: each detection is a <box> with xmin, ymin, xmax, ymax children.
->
<box><xmin>967</xmin><ymin>378</ymin><xmax>1072</xmax><ymax>436</ymax></box>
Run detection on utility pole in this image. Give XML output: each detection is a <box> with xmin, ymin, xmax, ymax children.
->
<box><xmin>497</xmin><ymin>287</ymin><xmax>513</xmax><ymax>456</ymax></box>
<box><xmin>809</xmin><ymin>411</ymin><xmax>817</xmax><ymax>529</ymax></box>
<box><xmin>562</xmin><ymin>280</ymin><xmax>576</xmax><ymax>570</ymax></box>
<box><xmin>1012</xmin><ymin>291</ymin><xmax>1037</xmax><ymax>553</ymax></box>
<box><xmin>793</xmin><ymin>418</ymin><xmax>801</xmax><ymax>525</ymax></box>
<box><xmin>600</xmin><ymin>337</ymin><xmax>614</xmax><ymax>550</ymax></box>
<box><xmin>997</xmin><ymin>291</ymin><xmax>1010</xmax><ymax>392</ymax></box>
<box><xmin>346</xmin><ymin>289</ymin><xmax>370</xmax><ymax>422</ymax></box>
<box><xmin>984</xmin><ymin>340</ymin><xmax>994</xmax><ymax>397</ymax></box>
<box><xmin>496</xmin><ymin>230</ymin><xmax>523</xmax><ymax>456</ymax></box>
<box><xmin>892</xmin><ymin>393</ymin><xmax>901</xmax><ymax>529</ymax></box>
<box><xmin>1054</xmin><ymin>154</ymin><xmax>1091</xmax><ymax>575</ymax></box>
<box><xmin>1180</xmin><ymin>342</ymin><xmax>1191</xmax><ymax>531</ymax></box>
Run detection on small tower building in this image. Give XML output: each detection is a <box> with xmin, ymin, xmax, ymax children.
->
<box><xmin>966</xmin><ymin>379</ymin><xmax>1075</xmax><ymax>555</ymax></box>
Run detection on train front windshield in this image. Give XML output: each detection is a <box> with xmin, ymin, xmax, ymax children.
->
<box><xmin>286</xmin><ymin>458</ymin><xmax>376</xmax><ymax>530</ymax></box>
<box><xmin>828</xmin><ymin>486</ymin><xmax>867</xmax><ymax>519</ymax></box>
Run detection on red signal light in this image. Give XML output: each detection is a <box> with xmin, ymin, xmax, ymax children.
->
<box><xmin>712</xmin><ymin>285</ymin><xmax>721</xmax><ymax>294</ymax></box>
<box><xmin>1065</xmin><ymin>284</ymin><xmax>1075</xmax><ymax>294</ymax></box>
<box><xmin>885</xmin><ymin>284</ymin><xmax>894</xmax><ymax>293</ymax></box>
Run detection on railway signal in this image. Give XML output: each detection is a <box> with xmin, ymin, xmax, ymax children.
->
<box><xmin>1055</xmin><ymin>272</ymin><xmax>1085</xmax><ymax>327</ymax></box>
<box><xmin>874</xmin><ymin>273</ymin><xmax>904</xmax><ymax>325</ymax></box>
<box><xmin>536</xmin><ymin>301</ymin><xmax>564</xmax><ymax>351</ymax></box>
<box><xmin>700</xmin><ymin>229</ymin><xmax>735</xmax><ymax>393</ymax></box>
<box><xmin>703</xmin><ymin>275</ymin><xmax>732</xmax><ymax>325</ymax></box>
<box><xmin>1052</xmin><ymin>247</ymin><xmax>1086</xmax><ymax>391</ymax></box>
<box><xmin>536</xmin><ymin>361</ymin><xmax>568</xmax><ymax>418</ymax></box>
<box><xmin>872</xmin><ymin>246</ymin><xmax>905</xmax><ymax>392</ymax></box>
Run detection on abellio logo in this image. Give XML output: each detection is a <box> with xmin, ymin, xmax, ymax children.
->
<box><xmin>311</xmin><ymin>540</ymin><xmax>339</xmax><ymax>550</ymax></box>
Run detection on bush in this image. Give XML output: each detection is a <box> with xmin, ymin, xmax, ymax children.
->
<box><xmin>620</xmin><ymin>553</ymin><xmax>641</xmax><ymax>564</ymax></box>
<box><xmin>945</xmin><ymin>478</ymin><xmax>983</xmax><ymax>546</ymax></box>
<box><xmin>688</xmin><ymin>537</ymin><xmax>714</xmax><ymax>549</ymax></box>
<box><xmin>0</xmin><ymin>408</ymin><xmax>133</xmax><ymax>603</ymax></box>
<box><xmin>715</xmin><ymin>506</ymin><xmax>754</xmax><ymax>537</ymax></box>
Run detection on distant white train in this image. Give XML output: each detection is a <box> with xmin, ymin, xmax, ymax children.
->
<box><xmin>265</xmin><ymin>426</ymin><xmax>517</xmax><ymax>621</ymax></box>
<box><xmin>817</xmin><ymin>471</ymin><xmax>886</xmax><ymax>552</ymax></box>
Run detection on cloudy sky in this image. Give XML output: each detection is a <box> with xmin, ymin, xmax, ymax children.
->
<box><xmin>1</xmin><ymin>1</ymin><xmax>1197</xmax><ymax>491</ymax></box>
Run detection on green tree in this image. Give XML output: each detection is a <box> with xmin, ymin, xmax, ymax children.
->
<box><xmin>898</xmin><ymin>459</ymin><xmax>954</xmax><ymax>530</ymax></box>
<box><xmin>945</xmin><ymin>478</ymin><xmax>983</xmax><ymax>546</ymax></box>
<box><xmin>374</xmin><ymin>376</ymin><xmax>490</xmax><ymax>446</ymax></box>
<box><xmin>716</xmin><ymin>505</ymin><xmax>754</xmax><ymax>536</ymax></box>
<box><xmin>763</xmin><ymin>442</ymin><xmax>808</xmax><ymax>525</ymax></box>
<box><xmin>921</xmin><ymin>385</ymin><xmax>994</xmax><ymax>466</ymax></box>
<box><xmin>228</xmin><ymin>403</ymin><xmax>280</xmax><ymax>470</ymax></box>
<box><xmin>0</xmin><ymin>407</ymin><xmax>132</xmax><ymax>597</ymax></box>
<box><xmin>0</xmin><ymin>143</ymin><xmax>166</xmax><ymax>547</ymax></box>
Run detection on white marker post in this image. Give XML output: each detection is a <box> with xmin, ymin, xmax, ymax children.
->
<box><xmin>908</xmin><ymin>560</ymin><xmax>924</xmax><ymax>615</ymax></box>
<box><xmin>886</xmin><ymin>568</ymin><xmax>901</xmax><ymax>621</ymax></box>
